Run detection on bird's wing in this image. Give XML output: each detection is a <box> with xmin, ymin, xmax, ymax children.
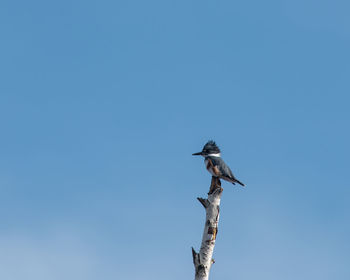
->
<box><xmin>209</xmin><ymin>156</ymin><xmax>236</xmax><ymax>179</ymax></box>
<box><xmin>208</xmin><ymin>156</ymin><xmax>245</xmax><ymax>186</ymax></box>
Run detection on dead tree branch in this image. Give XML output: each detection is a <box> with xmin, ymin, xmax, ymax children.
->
<box><xmin>192</xmin><ymin>176</ymin><xmax>223</xmax><ymax>280</ymax></box>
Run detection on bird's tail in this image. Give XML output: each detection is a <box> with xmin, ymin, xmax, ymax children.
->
<box><xmin>235</xmin><ymin>179</ymin><xmax>245</xmax><ymax>187</ymax></box>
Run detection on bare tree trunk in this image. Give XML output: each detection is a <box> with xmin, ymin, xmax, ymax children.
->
<box><xmin>192</xmin><ymin>176</ymin><xmax>223</xmax><ymax>280</ymax></box>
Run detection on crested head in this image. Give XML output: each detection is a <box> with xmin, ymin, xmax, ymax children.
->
<box><xmin>202</xmin><ymin>140</ymin><xmax>221</xmax><ymax>155</ymax></box>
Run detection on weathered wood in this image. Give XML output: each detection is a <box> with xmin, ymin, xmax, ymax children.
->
<box><xmin>197</xmin><ymin>198</ymin><xmax>209</xmax><ymax>209</ymax></box>
<box><xmin>192</xmin><ymin>176</ymin><xmax>223</xmax><ymax>280</ymax></box>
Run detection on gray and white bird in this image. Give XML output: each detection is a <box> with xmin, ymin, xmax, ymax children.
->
<box><xmin>193</xmin><ymin>140</ymin><xmax>245</xmax><ymax>186</ymax></box>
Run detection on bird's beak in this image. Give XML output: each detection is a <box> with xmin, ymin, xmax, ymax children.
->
<box><xmin>192</xmin><ymin>152</ymin><xmax>203</xmax><ymax>156</ymax></box>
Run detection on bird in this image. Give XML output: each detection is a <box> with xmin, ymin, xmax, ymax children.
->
<box><xmin>192</xmin><ymin>140</ymin><xmax>245</xmax><ymax>186</ymax></box>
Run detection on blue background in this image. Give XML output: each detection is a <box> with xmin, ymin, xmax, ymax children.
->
<box><xmin>0</xmin><ymin>0</ymin><xmax>349</xmax><ymax>279</ymax></box>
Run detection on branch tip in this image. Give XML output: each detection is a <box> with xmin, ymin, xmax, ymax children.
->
<box><xmin>197</xmin><ymin>197</ymin><xmax>209</xmax><ymax>208</ymax></box>
<box><xmin>191</xmin><ymin>247</ymin><xmax>197</xmax><ymax>255</ymax></box>
<box><xmin>191</xmin><ymin>247</ymin><xmax>199</xmax><ymax>265</ymax></box>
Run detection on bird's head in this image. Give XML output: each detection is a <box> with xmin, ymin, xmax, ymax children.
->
<box><xmin>192</xmin><ymin>140</ymin><xmax>221</xmax><ymax>157</ymax></box>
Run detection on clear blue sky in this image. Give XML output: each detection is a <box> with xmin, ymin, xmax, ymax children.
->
<box><xmin>1</xmin><ymin>0</ymin><xmax>349</xmax><ymax>279</ymax></box>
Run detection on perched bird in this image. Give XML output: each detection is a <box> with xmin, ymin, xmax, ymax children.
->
<box><xmin>193</xmin><ymin>140</ymin><xmax>245</xmax><ymax>186</ymax></box>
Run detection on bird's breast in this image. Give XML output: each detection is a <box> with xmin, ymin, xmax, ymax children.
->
<box><xmin>204</xmin><ymin>158</ymin><xmax>220</xmax><ymax>176</ymax></box>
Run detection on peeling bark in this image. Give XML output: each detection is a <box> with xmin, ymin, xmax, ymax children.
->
<box><xmin>192</xmin><ymin>176</ymin><xmax>223</xmax><ymax>280</ymax></box>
